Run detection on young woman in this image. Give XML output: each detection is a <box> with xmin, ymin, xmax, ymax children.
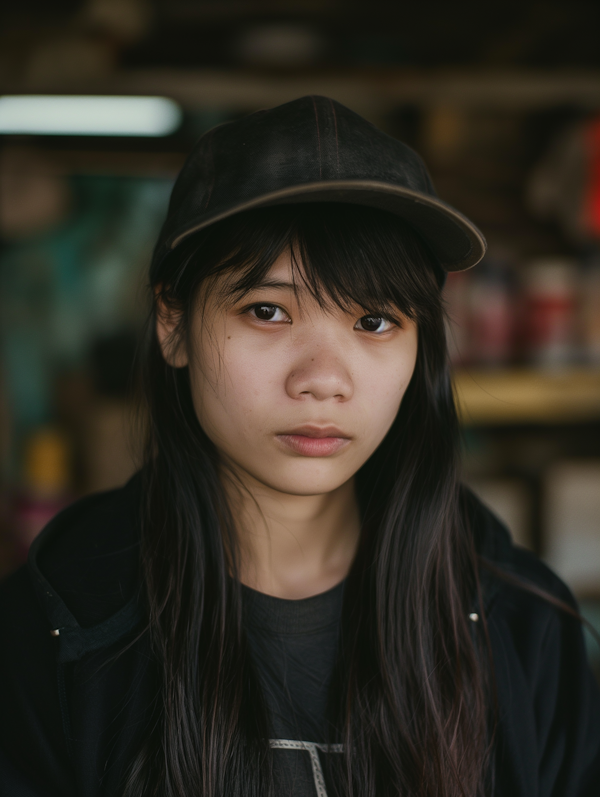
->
<box><xmin>1</xmin><ymin>96</ymin><xmax>599</xmax><ymax>797</ymax></box>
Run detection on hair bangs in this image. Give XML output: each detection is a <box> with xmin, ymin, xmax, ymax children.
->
<box><xmin>177</xmin><ymin>203</ymin><xmax>443</xmax><ymax>325</ymax></box>
<box><xmin>289</xmin><ymin>204</ymin><xmax>442</xmax><ymax>322</ymax></box>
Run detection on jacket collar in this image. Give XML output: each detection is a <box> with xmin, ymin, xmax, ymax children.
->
<box><xmin>27</xmin><ymin>472</ymin><xmax>144</xmax><ymax>663</ymax></box>
<box><xmin>27</xmin><ymin>476</ymin><xmax>514</xmax><ymax>663</ymax></box>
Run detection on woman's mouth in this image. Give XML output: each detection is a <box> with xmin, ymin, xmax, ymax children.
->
<box><xmin>276</xmin><ymin>426</ymin><xmax>351</xmax><ymax>457</ymax></box>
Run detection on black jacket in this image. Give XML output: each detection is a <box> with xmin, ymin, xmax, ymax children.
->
<box><xmin>1</xmin><ymin>472</ymin><xmax>599</xmax><ymax>797</ymax></box>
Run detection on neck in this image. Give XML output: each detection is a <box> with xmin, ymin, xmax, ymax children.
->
<box><xmin>220</xmin><ymin>465</ymin><xmax>361</xmax><ymax>600</ymax></box>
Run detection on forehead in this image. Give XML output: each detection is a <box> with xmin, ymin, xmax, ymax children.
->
<box><xmin>214</xmin><ymin>247</ymin><xmax>318</xmax><ymax>302</ymax></box>
<box><xmin>267</xmin><ymin>249</ymin><xmax>294</xmax><ymax>277</ymax></box>
<box><xmin>237</xmin><ymin>249</ymin><xmax>354</xmax><ymax>313</ymax></box>
<box><xmin>249</xmin><ymin>248</ymin><xmax>299</xmax><ymax>288</ymax></box>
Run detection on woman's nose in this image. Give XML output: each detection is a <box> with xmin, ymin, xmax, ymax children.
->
<box><xmin>284</xmin><ymin>345</ymin><xmax>354</xmax><ymax>402</ymax></box>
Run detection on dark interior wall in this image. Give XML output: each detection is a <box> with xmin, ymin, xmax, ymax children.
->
<box><xmin>4</xmin><ymin>0</ymin><xmax>600</xmax><ymax>70</ymax></box>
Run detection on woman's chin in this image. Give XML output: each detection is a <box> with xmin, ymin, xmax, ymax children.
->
<box><xmin>248</xmin><ymin>463</ymin><xmax>355</xmax><ymax>498</ymax></box>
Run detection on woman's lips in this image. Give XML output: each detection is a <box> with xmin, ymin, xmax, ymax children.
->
<box><xmin>276</xmin><ymin>432</ymin><xmax>350</xmax><ymax>457</ymax></box>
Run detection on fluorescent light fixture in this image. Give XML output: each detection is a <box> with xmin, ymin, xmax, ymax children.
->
<box><xmin>0</xmin><ymin>95</ymin><xmax>183</xmax><ymax>136</ymax></box>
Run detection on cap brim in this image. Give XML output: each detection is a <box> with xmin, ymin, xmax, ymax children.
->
<box><xmin>169</xmin><ymin>180</ymin><xmax>486</xmax><ymax>272</ymax></box>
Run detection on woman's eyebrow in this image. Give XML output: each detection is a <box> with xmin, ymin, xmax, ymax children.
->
<box><xmin>247</xmin><ymin>279</ymin><xmax>302</xmax><ymax>292</ymax></box>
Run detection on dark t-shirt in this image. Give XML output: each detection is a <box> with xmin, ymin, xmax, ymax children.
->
<box><xmin>242</xmin><ymin>580</ymin><xmax>344</xmax><ymax>797</ymax></box>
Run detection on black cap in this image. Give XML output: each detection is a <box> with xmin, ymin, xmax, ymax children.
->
<box><xmin>150</xmin><ymin>95</ymin><xmax>486</xmax><ymax>280</ymax></box>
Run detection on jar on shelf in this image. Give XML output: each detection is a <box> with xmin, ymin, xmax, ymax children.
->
<box><xmin>520</xmin><ymin>258</ymin><xmax>578</xmax><ymax>367</ymax></box>
<box><xmin>11</xmin><ymin>426</ymin><xmax>72</xmax><ymax>560</ymax></box>
<box><xmin>580</xmin><ymin>255</ymin><xmax>600</xmax><ymax>365</ymax></box>
<box><xmin>467</xmin><ymin>254</ymin><xmax>515</xmax><ymax>367</ymax></box>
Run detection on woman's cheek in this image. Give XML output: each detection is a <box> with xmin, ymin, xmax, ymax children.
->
<box><xmin>222</xmin><ymin>348</ymin><xmax>277</xmax><ymax>426</ymax></box>
<box><xmin>368</xmin><ymin>362</ymin><xmax>413</xmax><ymax>438</ymax></box>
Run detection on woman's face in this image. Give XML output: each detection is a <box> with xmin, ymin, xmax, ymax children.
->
<box><xmin>160</xmin><ymin>249</ymin><xmax>418</xmax><ymax>497</ymax></box>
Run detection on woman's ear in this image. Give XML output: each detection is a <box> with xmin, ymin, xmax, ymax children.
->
<box><xmin>155</xmin><ymin>286</ymin><xmax>189</xmax><ymax>368</ymax></box>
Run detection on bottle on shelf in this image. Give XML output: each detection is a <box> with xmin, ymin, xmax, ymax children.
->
<box><xmin>520</xmin><ymin>258</ymin><xmax>578</xmax><ymax>368</ymax></box>
<box><xmin>11</xmin><ymin>426</ymin><xmax>72</xmax><ymax>562</ymax></box>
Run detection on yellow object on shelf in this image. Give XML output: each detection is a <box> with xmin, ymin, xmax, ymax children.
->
<box><xmin>22</xmin><ymin>427</ymin><xmax>71</xmax><ymax>498</ymax></box>
<box><xmin>453</xmin><ymin>368</ymin><xmax>600</xmax><ymax>425</ymax></box>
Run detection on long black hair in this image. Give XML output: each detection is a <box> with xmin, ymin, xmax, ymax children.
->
<box><xmin>123</xmin><ymin>202</ymin><xmax>493</xmax><ymax>796</ymax></box>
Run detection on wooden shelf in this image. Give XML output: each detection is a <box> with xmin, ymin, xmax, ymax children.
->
<box><xmin>4</xmin><ymin>68</ymin><xmax>600</xmax><ymax>114</ymax></box>
<box><xmin>453</xmin><ymin>367</ymin><xmax>600</xmax><ymax>425</ymax></box>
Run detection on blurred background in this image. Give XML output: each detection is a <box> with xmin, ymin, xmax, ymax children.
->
<box><xmin>1</xmin><ymin>0</ymin><xmax>600</xmax><ymax>675</ymax></box>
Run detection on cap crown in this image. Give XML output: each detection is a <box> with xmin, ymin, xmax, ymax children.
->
<box><xmin>151</xmin><ymin>95</ymin><xmax>485</xmax><ymax>276</ymax></box>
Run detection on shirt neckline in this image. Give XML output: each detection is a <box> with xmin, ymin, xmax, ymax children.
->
<box><xmin>241</xmin><ymin>579</ymin><xmax>345</xmax><ymax>635</ymax></box>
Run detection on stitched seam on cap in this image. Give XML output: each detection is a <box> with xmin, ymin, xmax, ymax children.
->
<box><xmin>202</xmin><ymin>129</ymin><xmax>216</xmax><ymax>211</ymax></box>
<box><xmin>329</xmin><ymin>98</ymin><xmax>340</xmax><ymax>176</ymax></box>
<box><xmin>311</xmin><ymin>96</ymin><xmax>322</xmax><ymax>179</ymax></box>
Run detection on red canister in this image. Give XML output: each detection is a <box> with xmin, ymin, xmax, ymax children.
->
<box><xmin>521</xmin><ymin>258</ymin><xmax>577</xmax><ymax>366</ymax></box>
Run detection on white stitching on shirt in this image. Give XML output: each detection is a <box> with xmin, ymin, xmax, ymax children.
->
<box><xmin>269</xmin><ymin>739</ymin><xmax>343</xmax><ymax>797</ymax></box>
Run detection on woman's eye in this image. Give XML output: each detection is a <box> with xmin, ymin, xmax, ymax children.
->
<box><xmin>355</xmin><ymin>315</ymin><xmax>395</xmax><ymax>333</ymax></box>
<box><xmin>249</xmin><ymin>304</ymin><xmax>289</xmax><ymax>323</ymax></box>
